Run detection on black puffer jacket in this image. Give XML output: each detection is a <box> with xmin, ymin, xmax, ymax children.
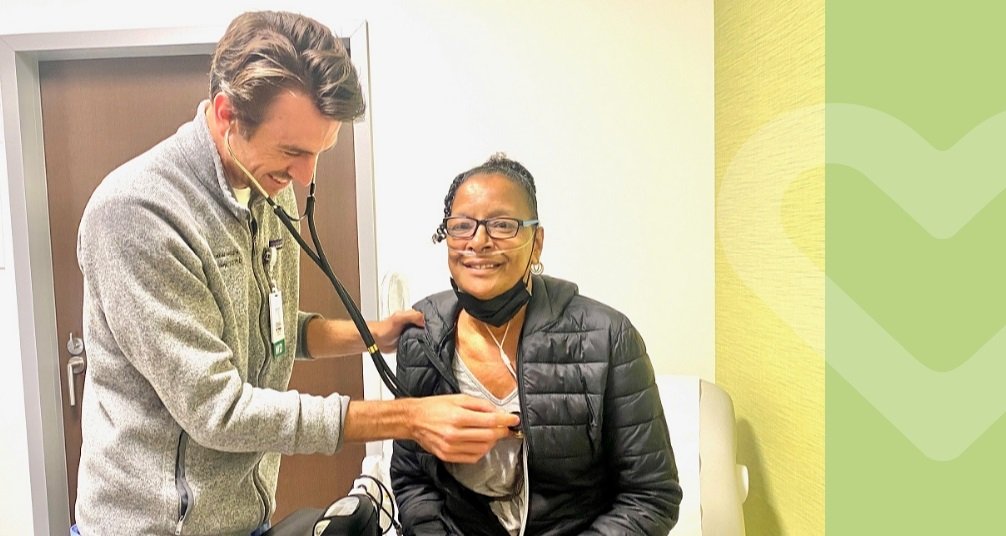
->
<box><xmin>391</xmin><ymin>275</ymin><xmax>681</xmax><ymax>535</ymax></box>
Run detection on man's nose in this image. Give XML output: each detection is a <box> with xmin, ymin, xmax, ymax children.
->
<box><xmin>290</xmin><ymin>156</ymin><xmax>318</xmax><ymax>187</ymax></box>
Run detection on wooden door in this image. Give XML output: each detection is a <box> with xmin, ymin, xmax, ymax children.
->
<box><xmin>38</xmin><ymin>54</ymin><xmax>365</xmax><ymax>526</ymax></box>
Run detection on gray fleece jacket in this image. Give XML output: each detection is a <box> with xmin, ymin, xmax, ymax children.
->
<box><xmin>75</xmin><ymin>102</ymin><xmax>349</xmax><ymax>536</ymax></box>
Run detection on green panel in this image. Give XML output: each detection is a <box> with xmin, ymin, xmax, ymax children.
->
<box><xmin>827</xmin><ymin>1</ymin><xmax>1006</xmax><ymax>533</ymax></box>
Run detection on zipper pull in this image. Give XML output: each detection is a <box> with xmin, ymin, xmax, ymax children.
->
<box><xmin>580</xmin><ymin>375</ymin><xmax>597</xmax><ymax>454</ymax></box>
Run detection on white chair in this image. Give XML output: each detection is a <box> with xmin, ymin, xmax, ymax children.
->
<box><xmin>655</xmin><ymin>375</ymin><xmax>749</xmax><ymax>536</ymax></box>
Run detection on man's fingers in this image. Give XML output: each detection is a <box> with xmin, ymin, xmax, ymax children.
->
<box><xmin>439</xmin><ymin>395</ymin><xmax>520</xmax><ymax>429</ymax></box>
<box><xmin>426</xmin><ymin>432</ymin><xmax>509</xmax><ymax>463</ymax></box>
<box><xmin>452</xmin><ymin>407</ymin><xmax>520</xmax><ymax>430</ymax></box>
<box><xmin>454</xmin><ymin>394</ymin><xmax>515</xmax><ymax>417</ymax></box>
<box><xmin>395</xmin><ymin>309</ymin><xmax>424</xmax><ymax>328</ymax></box>
<box><xmin>494</xmin><ymin>411</ymin><xmax>520</xmax><ymax>429</ymax></box>
<box><xmin>410</xmin><ymin>394</ymin><xmax>524</xmax><ymax>463</ymax></box>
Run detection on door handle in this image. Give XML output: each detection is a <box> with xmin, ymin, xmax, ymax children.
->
<box><xmin>66</xmin><ymin>332</ymin><xmax>87</xmax><ymax>407</ymax></box>
<box><xmin>67</xmin><ymin>356</ymin><xmax>86</xmax><ymax>407</ymax></box>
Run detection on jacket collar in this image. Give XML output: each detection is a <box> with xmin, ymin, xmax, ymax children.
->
<box><xmin>189</xmin><ymin>100</ymin><xmax>259</xmax><ymax>220</ymax></box>
<box><xmin>418</xmin><ymin>275</ymin><xmax>579</xmax><ymax>344</ymax></box>
<box><xmin>522</xmin><ymin>275</ymin><xmax>576</xmax><ymax>335</ymax></box>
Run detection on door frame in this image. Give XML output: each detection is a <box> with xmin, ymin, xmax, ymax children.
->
<box><xmin>0</xmin><ymin>22</ymin><xmax>382</xmax><ymax>535</ymax></box>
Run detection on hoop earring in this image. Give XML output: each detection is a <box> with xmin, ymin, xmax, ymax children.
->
<box><xmin>531</xmin><ymin>261</ymin><xmax>544</xmax><ymax>275</ymax></box>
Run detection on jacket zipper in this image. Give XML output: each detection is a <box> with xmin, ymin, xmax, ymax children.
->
<box><xmin>579</xmin><ymin>374</ymin><xmax>597</xmax><ymax>456</ymax></box>
<box><xmin>252</xmin><ymin>462</ymin><xmax>271</xmax><ymax>527</ymax></box>
<box><xmin>247</xmin><ymin>212</ymin><xmax>271</xmax><ymax>526</ymax></box>
<box><xmin>248</xmin><ymin>214</ymin><xmax>271</xmax><ymax>385</ymax></box>
<box><xmin>174</xmin><ymin>433</ymin><xmax>193</xmax><ymax>535</ymax></box>
<box><xmin>517</xmin><ymin>440</ymin><xmax>530</xmax><ymax>536</ymax></box>
<box><xmin>515</xmin><ymin>346</ymin><xmax>532</xmax><ymax>534</ymax></box>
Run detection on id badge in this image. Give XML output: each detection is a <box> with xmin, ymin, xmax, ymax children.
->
<box><xmin>268</xmin><ymin>289</ymin><xmax>286</xmax><ymax>357</ymax></box>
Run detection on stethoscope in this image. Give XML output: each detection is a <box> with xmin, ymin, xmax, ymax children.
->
<box><xmin>225</xmin><ymin>127</ymin><xmax>410</xmax><ymax>398</ymax></box>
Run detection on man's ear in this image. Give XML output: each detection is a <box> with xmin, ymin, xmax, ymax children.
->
<box><xmin>209</xmin><ymin>93</ymin><xmax>235</xmax><ymax>136</ymax></box>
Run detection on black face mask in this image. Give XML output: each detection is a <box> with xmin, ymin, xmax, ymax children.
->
<box><xmin>451</xmin><ymin>277</ymin><xmax>530</xmax><ymax>327</ymax></box>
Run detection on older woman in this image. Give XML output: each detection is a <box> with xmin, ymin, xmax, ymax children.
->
<box><xmin>391</xmin><ymin>154</ymin><xmax>681</xmax><ymax>535</ymax></box>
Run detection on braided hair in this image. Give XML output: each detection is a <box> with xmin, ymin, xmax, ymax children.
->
<box><xmin>431</xmin><ymin>153</ymin><xmax>539</xmax><ymax>243</ymax></box>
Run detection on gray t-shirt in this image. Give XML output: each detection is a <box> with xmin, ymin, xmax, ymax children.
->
<box><xmin>446</xmin><ymin>353</ymin><xmax>525</xmax><ymax>535</ymax></box>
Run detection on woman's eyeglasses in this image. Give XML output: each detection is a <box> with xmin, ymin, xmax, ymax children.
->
<box><xmin>443</xmin><ymin>216</ymin><xmax>539</xmax><ymax>240</ymax></box>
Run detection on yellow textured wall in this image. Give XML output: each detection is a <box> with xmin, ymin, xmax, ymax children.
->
<box><xmin>715</xmin><ymin>0</ymin><xmax>824</xmax><ymax>534</ymax></box>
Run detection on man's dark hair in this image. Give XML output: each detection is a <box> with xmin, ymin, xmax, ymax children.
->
<box><xmin>209</xmin><ymin>11</ymin><xmax>365</xmax><ymax>136</ymax></box>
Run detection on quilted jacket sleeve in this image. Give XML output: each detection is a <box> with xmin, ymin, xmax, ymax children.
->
<box><xmin>390</xmin><ymin>328</ymin><xmax>451</xmax><ymax>535</ymax></box>
<box><xmin>391</xmin><ymin>441</ymin><xmax>451</xmax><ymax>535</ymax></box>
<box><xmin>582</xmin><ymin>320</ymin><xmax>683</xmax><ymax>535</ymax></box>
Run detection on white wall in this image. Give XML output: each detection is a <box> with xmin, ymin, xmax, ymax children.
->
<box><xmin>0</xmin><ymin>0</ymin><xmax>712</xmax><ymax>532</ymax></box>
<box><xmin>363</xmin><ymin>1</ymin><xmax>714</xmax><ymax>381</ymax></box>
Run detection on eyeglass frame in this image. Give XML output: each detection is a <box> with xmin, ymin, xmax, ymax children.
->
<box><xmin>441</xmin><ymin>216</ymin><xmax>540</xmax><ymax>240</ymax></box>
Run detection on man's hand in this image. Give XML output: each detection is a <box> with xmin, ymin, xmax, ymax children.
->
<box><xmin>306</xmin><ymin>310</ymin><xmax>423</xmax><ymax>358</ymax></box>
<box><xmin>343</xmin><ymin>395</ymin><xmax>520</xmax><ymax>464</ymax></box>
<box><xmin>369</xmin><ymin>309</ymin><xmax>424</xmax><ymax>352</ymax></box>
<box><xmin>408</xmin><ymin>394</ymin><xmax>520</xmax><ymax>464</ymax></box>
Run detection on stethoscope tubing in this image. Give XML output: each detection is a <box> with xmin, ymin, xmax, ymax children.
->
<box><xmin>225</xmin><ymin>127</ymin><xmax>409</xmax><ymax>397</ymax></box>
<box><xmin>268</xmin><ymin>188</ymin><xmax>410</xmax><ymax>398</ymax></box>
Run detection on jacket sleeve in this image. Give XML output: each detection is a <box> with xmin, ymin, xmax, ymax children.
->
<box><xmin>390</xmin><ymin>329</ymin><xmax>451</xmax><ymax>535</ymax></box>
<box><xmin>582</xmin><ymin>321</ymin><xmax>682</xmax><ymax>535</ymax></box>
<box><xmin>391</xmin><ymin>440</ymin><xmax>450</xmax><ymax>536</ymax></box>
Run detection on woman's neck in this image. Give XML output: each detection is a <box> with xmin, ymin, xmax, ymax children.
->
<box><xmin>460</xmin><ymin>307</ymin><xmax>526</xmax><ymax>340</ymax></box>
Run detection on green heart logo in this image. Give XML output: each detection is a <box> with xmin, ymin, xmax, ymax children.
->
<box><xmin>719</xmin><ymin>103</ymin><xmax>1006</xmax><ymax>461</ymax></box>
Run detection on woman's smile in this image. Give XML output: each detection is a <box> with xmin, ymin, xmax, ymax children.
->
<box><xmin>463</xmin><ymin>258</ymin><xmax>504</xmax><ymax>271</ymax></box>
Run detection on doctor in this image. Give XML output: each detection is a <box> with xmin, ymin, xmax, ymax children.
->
<box><xmin>74</xmin><ymin>11</ymin><xmax>518</xmax><ymax>536</ymax></box>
